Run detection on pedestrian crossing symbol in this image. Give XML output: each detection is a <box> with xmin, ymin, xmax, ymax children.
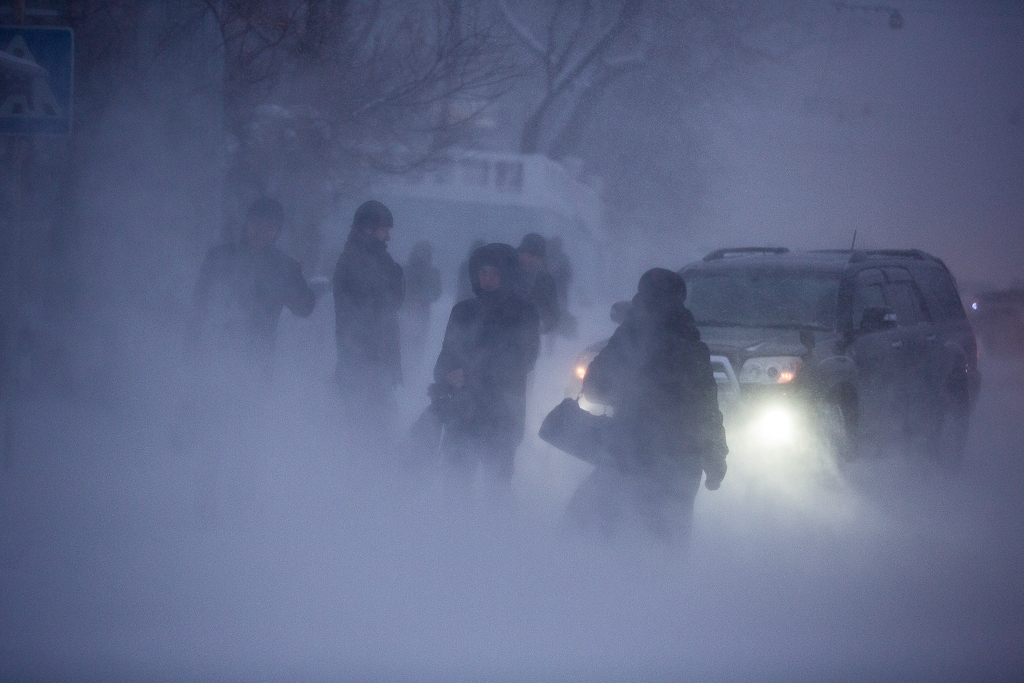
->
<box><xmin>0</xmin><ymin>26</ymin><xmax>73</xmax><ymax>135</ymax></box>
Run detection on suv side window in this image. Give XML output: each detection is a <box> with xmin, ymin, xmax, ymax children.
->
<box><xmin>915</xmin><ymin>265</ymin><xmax>967</xmax><ymax>321</ymax></box>
<box><xmin>884</xmin><ymin>267</ymin><xmax>928</xmax><ymax>326</ymax></box>
<box><xmin>853</xmin><ymin>268</ymin><xmax>886</xmax><ymax>330</ymax></box>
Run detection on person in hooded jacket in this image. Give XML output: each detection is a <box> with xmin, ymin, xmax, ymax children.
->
<box><xmin>333</xmin><ymin>200</ymin><xmax>405</xmax><ymax>417</ymax></box>
<box><xmin>566</xmin><ymin>268</ymin><xmax>727</xmax><ymax>543</ymax></box>
<box><xmin>433</xmin><ymin>243</ymin><xmax>540</xmax><ymax>499</ymax></box>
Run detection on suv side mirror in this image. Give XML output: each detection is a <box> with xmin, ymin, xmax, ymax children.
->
<box><xmin>860</xmin><ymin>307</ymin><xmax>897</xmax><ymax>333</ymax></box>
<box><xmin>799</xmin><ymin>328</ymin><xmax>816</xmax><ymax>354</ymax></box>
<box><xmin>610</xmin><ymin>301</ymin><xmax>631</xmax><ymax>325</ymax></box>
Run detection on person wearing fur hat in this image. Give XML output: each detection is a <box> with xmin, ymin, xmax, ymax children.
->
<box><xmin>432</xmin><ymin>243</ymin><xmax>540</xmax><ymax>500</ymax></box>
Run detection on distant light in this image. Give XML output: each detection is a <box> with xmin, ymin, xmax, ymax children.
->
<box><xmin>972</xmin><ymin>301</ymin><xmax>978</xmax><ymax>310</ymax></box>
<box><xmin>575</xmin><ymin>365</ymin><xmax>587</xmax><ymax>380</ymax></box>
<box><xmin>778</xmin><ymin>371</ymin><xmax>795</xmax><ymax>383</ymax></box>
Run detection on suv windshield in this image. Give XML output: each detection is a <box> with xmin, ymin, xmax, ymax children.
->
<box><xmin>683</xmin><ymin>268</ymin><xmax>841</xmax><ymax>330</ymax></box>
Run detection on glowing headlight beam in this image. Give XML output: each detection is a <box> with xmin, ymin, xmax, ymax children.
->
<box><xmin>753</xmin><ymin>405</ymin><xmax>795</xmax><ymax>444</ymax></box>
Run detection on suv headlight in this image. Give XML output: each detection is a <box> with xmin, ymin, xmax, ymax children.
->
<box><xmin>738</xmin><ymin>356</ymin><xmax>802</xmax><ymax>384</ymax></box>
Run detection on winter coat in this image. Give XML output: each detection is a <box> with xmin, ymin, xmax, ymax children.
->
<box><xmin>582</xmin><ymin>281</ymin><xmax>727</xmax><ymax>480</ymax></box>
<box><xmin>333</xmin><ymin>227</ymin><xmax>405</xmax><ymax>387</ymax></box>
<box><xmin>192</xmin><ymin>242</ymin><xmax>315</xmax><ymax>351</ymax></box>
<box><xmin>433</xmin><ymin>243</ymin><xmax>540</xmax><ymax>448</ymax></box>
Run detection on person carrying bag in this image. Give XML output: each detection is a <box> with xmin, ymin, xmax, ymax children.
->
<box><xmin>550</xmin><ymin>269</ymin><xmax>729</xmax><ymax>543</ymax></box>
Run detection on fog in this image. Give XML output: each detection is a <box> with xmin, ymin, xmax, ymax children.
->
<box><xmin>2</xmin><ymin>2</ymin><xmax>1024</xmax><ymax>681</ymax></box>
<box><xmin>690</xmin><ymin>4</ymin><xmax>1024</xmax><ymax>286</ymax></box>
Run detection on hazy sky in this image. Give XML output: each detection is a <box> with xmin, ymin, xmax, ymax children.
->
<box><xmin>694</xmin><ymin>2</ymin><xmax>1023</xmax><ymax>288</ymax></box>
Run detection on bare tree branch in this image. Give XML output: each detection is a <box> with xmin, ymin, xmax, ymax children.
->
<box><xmin>503</xmin><ymin>0</ymin><xmax>646</xmax><ymax>154</ymax></box>
<box><xmin>550</xmin><ymin>0</ymin><xmax>641</xmax><ymax>97</ymax></box>
<box><xmin>498</xmin><ymin>0</ymin><xmax>547</xmax><ymax>56</ymax></box>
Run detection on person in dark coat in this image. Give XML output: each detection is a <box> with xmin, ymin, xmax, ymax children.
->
<box><xmin>333</xmin><ymin>200</ymin><xmax>405</xmax><ymax>414</ymax></box>
<box><xmin>514</xmin><ymin>233</ymin><xmax>560</xmax><ymax>336</ymax></box>
<box><xmin>567</xmin><ymin>268</ymin><xmax>727</xmax><ymax>543</ymax></box>
<box><xmin>182</xmin><ymin>199</ymin><xmax>314</xmax><ymax>517</ymax></box>
<box><xmin>191</xmin><ymin>197</ymin><xmax>315</xmax><ymax>360</ymax></box>
<box><xmin>433</xmin><ymin>243</ymin><xmax>540</xmax><ymax>500</ymax></box>
<box><xmin>403</xmin><ymin>240</ymin><xmax>442</xmax><ymax>366</ymax></box>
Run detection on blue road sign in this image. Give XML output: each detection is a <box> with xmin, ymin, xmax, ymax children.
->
<box><xmin>0</xmin><ymin>25</ymin><xmax>73</xmax><ymax>135</ymax></box>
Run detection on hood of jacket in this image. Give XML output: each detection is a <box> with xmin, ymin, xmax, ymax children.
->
<box><xmin>626</xmin><ymin>268</ymin><xmax>700</xmax><ymax>341</ymax></box>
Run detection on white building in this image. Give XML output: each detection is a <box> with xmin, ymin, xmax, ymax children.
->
<box><xmin>373</xmin><ymin>151</ymin><xmax>605</xmax><ymax>303</ymax></box>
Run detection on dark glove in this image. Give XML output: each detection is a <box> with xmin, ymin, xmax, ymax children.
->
<box><xmin>703</xmin><ymin>460</ymin><xmax>726</xmax><ymax>490</ymax></box>
<box><xmin>427</xmin><ymin>382</ymin><xmax>455</xmax><ymax>423</ymax></box>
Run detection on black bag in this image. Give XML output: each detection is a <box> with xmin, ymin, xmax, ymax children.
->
<box><xmin>403</xmin><ymin>383</ymin><xmax>456</xmax><ymax>470</ymax></box>
<box><xmin>538</xmin><ymin>398</ymin><xmax>614</xmax><ymax>467</ymax></box>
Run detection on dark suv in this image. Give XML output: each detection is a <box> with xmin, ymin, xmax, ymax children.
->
<box><xmin>568</xmin><ymin>248</ymin><xmax>980</xmax><ymax>465</ymax></box>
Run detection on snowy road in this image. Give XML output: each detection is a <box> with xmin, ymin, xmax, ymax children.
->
<box><xmin>1</xmin><ymin>308</ymin><xmax>1022</xmax><ymax>681</ymax></box>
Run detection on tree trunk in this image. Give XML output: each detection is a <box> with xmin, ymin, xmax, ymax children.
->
<box><xmin>519</xmin><ymin>97</ymin><xmax>553</xmax><ymax>155</ymax></box>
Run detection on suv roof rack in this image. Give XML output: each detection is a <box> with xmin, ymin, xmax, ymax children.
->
<box><xmin>703</xmin><ymin>247</ymin><xmax>790</xmax><ymax>262</ymax></box>
<box><xmin>849</xmin><ymin>249</ymin><xmax>933</xmax><ymax>263</ymax></box>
